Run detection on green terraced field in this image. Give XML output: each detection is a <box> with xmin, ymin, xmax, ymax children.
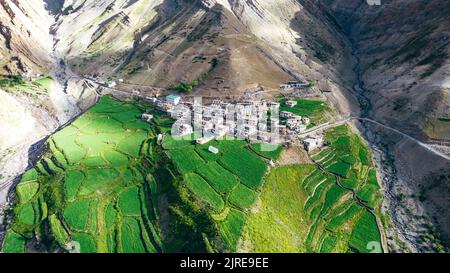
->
<box><xmin>241</xmin><ymin>125</ymin><xmax>383</xmax><ymax>253</ymax></box>
<box><xmin>217</xmin><ymin>209</ymin><xmax>246</xmax><ymax>252</ymax></box>
<box><xmin>1</xmin><ymin>230</ymin><xmax>27</xmax><ymax>253</ymax></box>
<box><xmin>251</xmin><ymin>143</ymin><xmax>283</xmax><ymax>160</ymax></box>
<box><xmin>242</xmin><ymin>165</ymin><xmax>314</xmax><ymax>252</ymax></box>
<box><xmin>1</xmin><ymin>96</ymin><xmax>385</xmax><ymax>254</ymax></box>
<box><xmin>185</xmin><ymin>173</ymin><xmax>225</xmax><ymax>212</ymax></box>
<box><xmin>167</xmin><ymin>148</ymin><xmax>205</xmax><ymax>173</ymax></box>
<box><xmin>228</xmin><ymin>184</ymin><xmax>259</xmax><ymax>210</ymax></box>
<box><xmin>162</xmin><ymin>134</ymin><xmax>269</xmax><ymax>251</ymax></box>
<box><xmin>219</xmin><ymin>148</ymin><xmax>267</xmax><ymax>190</ymax></box>
<box><xmin>196</xmin><ymin>161</ymin><xmax>238</xmax><ymax>194</ymax></box>
<box><xmin>2</xmin><ymin>97</ymin><xmax>161</xmax><ymax>253</ymax></box>
<box><xmin>279</xmin><ymin>99</ymin><xmax>330</xmax><ymax>124</ymax></box>
<box><xmin>16</xmin><ymin>181</ymin><xmax>39</xmax><ymax>204</ymax></box>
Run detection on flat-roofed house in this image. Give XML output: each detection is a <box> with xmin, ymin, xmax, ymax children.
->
<box><xmin>166</xmin><ymin>94</ymin><xmax>181</xmax><ymax>106</ymax></box>
<box><xmin>304</xmin><ymin>135</ymin><xmax>324</xmax><ymax>152</ymax></box>
<box><xmin>141</xmin><ymin>113</ymin><xmax>154</xmax><ymax>122</ymax></box>
<box><xmin>214</xmin><ymin>125</ymin><xmax>229</xmax><ymax>138</ymax></box>
<box><xmin>208</xmin><ymin>146</ymin><xmax>219</xmax><ymax>154</ymax></box>
<box><xmin>285</xmin><ymin>100</ymin><xmax>298</xmax><ymax>108</ymax></box>
<box><xmin>280</xmin><ymin>81</ymin><xmax>309</xmax><ymax>90</ymax></box>
<box><xmin>173</xmin><ymin>122</ymin><xmax>193</xmax><ymax>137</ymax></box>
<box><xmin>280</xmin><ymin>111</ymin><xmax>293</xmax><ymax>118</ymax></box>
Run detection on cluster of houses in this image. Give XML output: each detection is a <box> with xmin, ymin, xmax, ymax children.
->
<box><xmin>168</xmin><ymin>97</ymin><xmax>281</xmax><ymax>145</ymax></box>
<box><xmin>107</xmin><ymin>78</ymin><xmax>124</xmax><ymax>88</ymax></box>
<box><xmin>280</xmin><ymin>81</ymin><xmax>310</xmax><ymax>90</ymax></box>
<box><xmin>141</xmin><ymin>93</ymin><xmax>325</xmax><ymax>152</ymax></box>
<box><xmin>280</xmin><ymin>110</ymin><xmax>311</xmax><ymax>134</ymax></box>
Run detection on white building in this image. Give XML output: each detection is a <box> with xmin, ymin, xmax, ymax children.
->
<box><xmin>166</xmin><ymin>94</ymin><xmax>181</xmax><ymax>106</ymax></box>
<box><xmin>258</xmin><ymin>131</ymin><xmax>270</xmax><ymax>142</ymax></box>
<box><xmin>268</xmin><ymin>102</ymin><xmax>280</xmax><ymax>108</ymax></box>
<box><xmin>141</xmin><ymin>113</ymin><xmax>154</xmax><ymax>122</ymax></box>
<box><xmin>304</xmin><ymin>136</ymin><xmax>324</xmax><ymax>152</ymax></box>
<box><xmin>214</xmin><ymin>125</ymin><xmax>229</xmax><ymax>138</ymax></box>
<box><xmin>247</xmin><ymin>117</ymin><xmax>258</xmax><ymax>126</ymax></box>
<box><xmin>208</xmin><ymin>146</ymin><xmax>219</xmax><ymax>154</ymax></box>
<box><xmin>170</xmin><ymin>105</ymin><xmax>191</xmax><ymax>119</ymax></box>
<box><xmin>173</xmin><ymin>122</ymin><xmax>193</xmax><ymax>137</ymax></box>
<box><xmin>286</xmin><ymin>119</ymin><xmax>299</xmax><ymax>130</ymax></box>
<box><xmin>258</xmin><ymin>123</ymin><xmax>268</xmax><ymax>131</ymax></box>
<box><xmin>295</xmin><ymin>124</ymin><xmax>307</xmax><ymax>133</ymax></box>
<box><xmin>281</xmin><ymin>111</ymin><xmax>294</xmax><ymax>119</ymax></box>
<box><xmin>286</xmin><ymin>100</ymin><xmax>298</xmax><ymax>108</ymax></box>
<box><xmin>196</xmin><ymin>133</ymin><xmax>216</xmax><ymax>145</ymax></box>
<box><xmin>237</xmin><ymin>124</ymin><xmax>257</xmax><ymax>139</ymax></box>
<box><xmin>211</xmin><ymin>115</ymin><xmax>224</xmax><ymax>125</ymax></box>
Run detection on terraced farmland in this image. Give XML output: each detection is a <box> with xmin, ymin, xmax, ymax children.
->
<box><xmin>242</xmin><ymin>125</ymin><xmax>383</xmax><ymax>253</ymax></box>
<box><xmin>1</xmin><ymin>96</ymin><xmax>383</xmax><ymax>254</ymax></box>
<box><xmin>1</xmin><ymin>97</ymin><xmax>163</xmax><ymax>253</ymax></box>
<box><xmin>163</xmin><ymin>137</ymin><xmax>268</xmax><ymax>251</ymax></box>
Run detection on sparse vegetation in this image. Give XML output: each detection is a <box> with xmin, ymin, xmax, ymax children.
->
<box><xmin>0</xmin><ymin>75</ymin><xmax>25</xmax><ymax>87</ymax></box>
<box><xmin>168</xmin><ymin>80</ymin><xmax>200</xmax><ymax>93</ymax></box>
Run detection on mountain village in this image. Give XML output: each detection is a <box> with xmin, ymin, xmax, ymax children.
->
<box><xmin>141</xmin><ymin>81</ymin><xmax>325</xmax><ymax>155</ymax></box>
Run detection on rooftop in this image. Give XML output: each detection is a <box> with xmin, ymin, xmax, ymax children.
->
<box><xmin>167</xmin><ymin>94</ymin><xmax>181</xmax><ymax>99</ymax></box>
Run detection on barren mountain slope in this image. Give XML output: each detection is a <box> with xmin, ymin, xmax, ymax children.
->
<box><xmin>0</xmin><ymin>0</ymin><xmax>53</xmax><ymax>74</ymax></box>
<box><xmin>50</xmin><ymin>0</ymin><xmax>355</xmax><ymax>110</ymax></box>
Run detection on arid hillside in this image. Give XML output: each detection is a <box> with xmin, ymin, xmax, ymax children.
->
<box><xmin>45</xmin><ymin>0</ymin><xmax>353</xmax><ymax>106</ymax></box>
<box><xmin>0</xmin><ymin>0</ymin><xmax>53</xmax><ymax>74</ymax></box>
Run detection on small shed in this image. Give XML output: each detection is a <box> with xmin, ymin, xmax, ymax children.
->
<box><xmin>208</xmin><ymin>146</ymin><xmax>219</xmax><ymax>154</ymax></box>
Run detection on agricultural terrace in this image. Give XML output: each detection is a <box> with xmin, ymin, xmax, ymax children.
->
<box><xmin>242</xmin><ymin>125</ymin><xmax>382</xmax><ymax>253</ymax></box>
<box><xmin>0</xmin><ymin>75</ymin><xmax>54</xmax><ymax>96</ymax></box>
<box><xmin>279</xmin><ymin>99</ymin><xmax>330</xmax><ymax>127</ymax></box>
<box><xmin>2</xmin><ymin>97</ymin><xmax>163</xmax><ymax>253</ymax></box>
<box><xmin>163</xmin><ymin>134</ymin><xmax>271</xmax><ymax>251</ymax></box>
<box><xmin>250</xmin><ymin>143</ymin><xmax>283</xmax><ymax>160</ymax></box>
